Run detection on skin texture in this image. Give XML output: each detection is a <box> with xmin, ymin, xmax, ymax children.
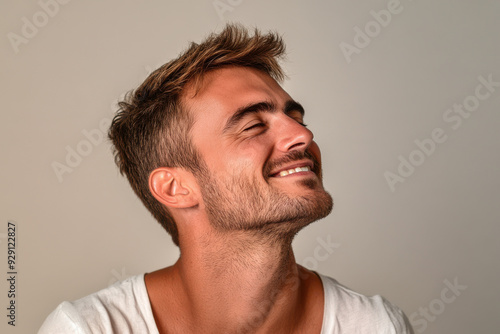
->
<box><xmin>146</xmin><ymin>66</ymin><xmax>333</xmax><ymax>333</ymax></box>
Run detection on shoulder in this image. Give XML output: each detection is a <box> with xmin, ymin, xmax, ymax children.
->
<box><xmin>38</xmin><ymin>274</ymin><xmax>158</xmax><ymax>334</ymax></box>
<box><xmin>318</xmin><ymin>273</ymin><xmax>414</xmax><ymax>334</ymax></box>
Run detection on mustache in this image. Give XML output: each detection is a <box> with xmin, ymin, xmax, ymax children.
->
<box><xmin>263</xmin><ymin>150</ymin><xmax>321</xmax><ymax>178</ymax></box>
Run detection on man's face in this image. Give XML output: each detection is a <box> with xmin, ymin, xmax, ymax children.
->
<box><xmin>183</xmin><ymin>66</ymin><xmax>332</xmax><ymax>236</ymax></box>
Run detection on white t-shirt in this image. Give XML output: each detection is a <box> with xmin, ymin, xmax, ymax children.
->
<box><xmin>38</xmin><ymin>273</ymin><xmax>413</xmax><ymax>333</ymax></box>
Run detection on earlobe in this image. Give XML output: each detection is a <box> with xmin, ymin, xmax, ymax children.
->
<box><xmin>149</xmin><ymin>168</ymin><xmax>198</xmax><ymax>208</ymax></box>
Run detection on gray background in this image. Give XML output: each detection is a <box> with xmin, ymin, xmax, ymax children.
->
<box><xmin>1</xmin><ymin>0</ymin><xmax>499</xmax><ymax>333</ymax></box>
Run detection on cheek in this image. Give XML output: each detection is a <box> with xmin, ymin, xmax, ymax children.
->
<box><xmin>230</xmin><ymin>136</ymin><xmax>273</xmax><ymax>167</ymax></box>
<box><xmin>199</xmin><ymin>132</ymin><xmax>274</xmax><ymax>180</ymax></box>
<box><xmin>216</xmin><ymin>151</ymin><xmax>268</xmax><ymax>185</ymax></box>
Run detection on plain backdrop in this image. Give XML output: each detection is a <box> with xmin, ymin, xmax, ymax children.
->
<box><xmin>1</xmin><ymin>1</ymin><xmax>499</xmax><ymax>333</ymax></box>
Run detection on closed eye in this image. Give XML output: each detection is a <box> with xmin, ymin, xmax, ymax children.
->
<box><xmin>292</xmin><ymin>118</ymin><xmax>307</xmax><ymax>127</ymax></box>
<box><xmin>244</xmin><ymin>123</ymin><xmax>266</xmax><ymax>131</ymax></box>
<box><xmin>287</xmin><ymin>111</ymin><xmax>307</xmax><ymax>127</ymax></box>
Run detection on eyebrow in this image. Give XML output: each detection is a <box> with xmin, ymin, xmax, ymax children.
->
<box><xmin>222</xmin><ymin>100</ymin><xmax>305</xmax><ymax>133</ymax></box>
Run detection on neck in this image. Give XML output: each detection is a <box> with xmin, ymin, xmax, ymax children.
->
<box><xmin>179</xmin><ymin>230</ymin><xmax>302</xmax><ymax>332</ymax></box>
<box><xmin>147</xmin><ymin>227</ymin><xmax>316</xmax><ymax>334</ymax></box>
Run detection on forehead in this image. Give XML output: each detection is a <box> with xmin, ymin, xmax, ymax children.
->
<box><xmin>182</xmin><ymin>66</ymin><xmax>292</xmax><ymax>127</ymax></box>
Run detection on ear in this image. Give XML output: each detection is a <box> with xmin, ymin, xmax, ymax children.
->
<box><xmin>148</xmin><ymin>167</ymin><xmax>199</xmax><ymax>209</ymax></box>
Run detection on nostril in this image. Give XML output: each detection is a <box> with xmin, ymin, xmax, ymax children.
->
<box><xmin>288</xmin><ymin>142</ymin><xmax>306</xmax><ymax>151</ymax></box>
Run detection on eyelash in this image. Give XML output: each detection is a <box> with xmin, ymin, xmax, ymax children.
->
<box><xmin>244</xmin><ymin>120</ymin><xmax>307</xmax><ymax>131</ymax></box>
<box><xmin>244</xmin><ymin>123</ymin><xmax>266</xmax><ymax>131</ymax></box>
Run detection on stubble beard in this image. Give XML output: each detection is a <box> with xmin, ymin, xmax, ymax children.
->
<box><xmin>196</xmin><ymin>152</ymin><xmax>333</xmax><ymax>243</ymax></box>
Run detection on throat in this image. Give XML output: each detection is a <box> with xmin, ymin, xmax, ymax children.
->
<box><xmin>177</xmin><ymin>233</ymin><xmax>302</xmax><ymax>332</ymax></box>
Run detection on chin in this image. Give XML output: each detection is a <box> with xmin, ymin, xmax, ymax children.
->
<box><xmin>264</xmin><ymin>189</ymin><xmax>333</xmax><ymax>237</ymax></box>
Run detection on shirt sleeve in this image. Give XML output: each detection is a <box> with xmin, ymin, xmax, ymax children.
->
<box><xmin>38</xmin><ymin>301</ymin><xmax>92</xmax><ymax>334</ymax></box>
<box><xmin>382</xmin><ymin>298</ymin><xmax>415</xmax><ymax>334</ymax></box>
<box><xmin>319</xmin><ymin>273</ymin><xmax>415</xmax><ymax>334</ymax></box>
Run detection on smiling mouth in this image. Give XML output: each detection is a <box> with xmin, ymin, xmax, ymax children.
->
<box><xmin>269</xmin><ymin>161</ymin><xmax>314</xmax><ymax>178</ymax></box>
<box><xmin>275</xmin><ymin>166</ymin><xmax>311</xmax><ymax>177</ymax></box>
<box><xmin>265</xmin><ymin>151</ymin><xmax>319</xmax><ymax>180</ymax></box>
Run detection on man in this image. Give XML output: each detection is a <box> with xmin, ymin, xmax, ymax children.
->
<box><xmin>39</xmin><ymin>24</ymin><xmax>413</xmax><ymax>333</ymax></box>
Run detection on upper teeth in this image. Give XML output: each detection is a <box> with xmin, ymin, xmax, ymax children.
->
<box><xmin>278</xmin><ymin>166</ymin><xmax>311</xmax><ymax>177</ymax></box>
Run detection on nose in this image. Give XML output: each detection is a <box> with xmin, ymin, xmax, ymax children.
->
<box><xmin>274</xmin><ymin>114</ymin><xmax>314</xmax><ymax>153</ymax></box>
